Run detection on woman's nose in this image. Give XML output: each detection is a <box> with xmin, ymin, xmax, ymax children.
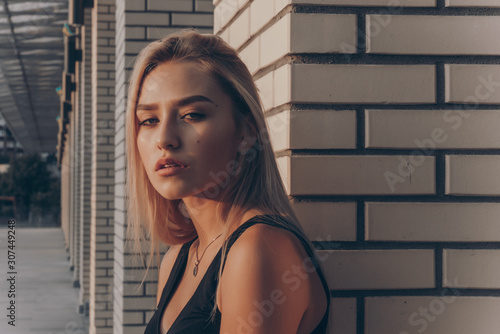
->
<box><xmin>156</xmin><ymin>117</ymin><xmax>180</xmax><ymax>150</ymax></box>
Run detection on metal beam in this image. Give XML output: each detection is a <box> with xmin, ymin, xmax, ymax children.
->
<box><xmin>1</xmin><ymin>0</ymin><xmax>42</xmax><ymax>151</ymax></box>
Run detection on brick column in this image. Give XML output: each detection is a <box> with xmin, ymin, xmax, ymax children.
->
<box><xmin>216</xmin><ymin>1</ymin><xmax>500</xmax><ymax>333</ymax></box>
<box><xmin>61</xmin><ymin>137</ymin><xmax>71</xmax><ymax>248</ymax></box>
<box><xmin>68</xmin><ymin>82</ymin><xmax>75</xmax><ymax>271</ymax></box>
<box><xmin>114</xmin><ymin>1</ymin><xmax>213</xmax><ymax>333</ymax></box>
<box><xmin>79</xmin><ymin>6</ymin><xmax>93</xmax><ymax>314</ymax></box>
<box><xmin>90</xmin><ymin>1</ymin><xmax>116</xmax><ymax>333</ymax></box>
<box><xmin>72</xmin><ymin>45</ymin><xmax>82</xmax><ymax>288</ymax></box>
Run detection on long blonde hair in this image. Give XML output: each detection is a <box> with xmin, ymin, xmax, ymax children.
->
<box><xmin>126</xmin><ymin>30</ymin><xmax>327</xmax><ymax>319</ymax></box>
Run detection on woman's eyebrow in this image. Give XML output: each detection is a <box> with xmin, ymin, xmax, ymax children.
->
<box><xmin>136</xmin><ymin>95</ymin><xmax>217</xmax><ymax>112</ymax></box>
<box><xmin>175</xmin><ymin>95</ymin><xmax>217</xmax><ymax>108</ymax></box>
<box><xmin>136</xmin><ymin>103</ymin><xmax>156</xmax><ymax>111</ymax></box>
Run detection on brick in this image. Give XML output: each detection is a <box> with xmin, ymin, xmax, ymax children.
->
<box><xmin>219</xmin><ymin>24</ymin><xmax>229</xmax><ymax>41</ymax></box>
<box><xmin>254</xmin><ymin>70</ymin><xmax>274</xmax><ymax>111</ymax></box>
<box><xmin>444</xmin><ymin>250</ymin><xmax>500</xmax><ymax>289</ymax></box>
<box><xmin>148</xmin><ymin>0</ymin><xmax>193</xmax><ymax>11</ymax></box>
<box><xmin>125</xmin><ymin>0</ymin><xmax>146</xmax><ymax>10</ymax></box>
<box><xmin>216</xmin><ymin>0</ymin><xmax>245</xmax><ymax>29</ymax></box>
<box><xmin>291</xmin><ymin>64</ymin><xmax>436</xmax><ymax>104</ymax></box>
<box><xmin>291</xmin><ymin>14</ymin><xmax>357</xmax><ymax>54</ymax></box>
<box><xmin>321</xmin><ymin>250</ymin><xmax>435</xmax><ymax>289</ymax></box>
<box><xmin>276</xmin><ymin>157</ymin><xmax>290</xmax><ymax>194</ymax></box>
<box><xmin>365</xmin><ymin>109</ymin><xmax>500</xmax><ymax>149</ymax></box>
<box><xmin>365</xmin><ymin>297</ymin><xmax>500</xmax><ymax>334</ymax></box>
<box><xmin>445</xmin><ymin>65</ymin><xmax>500</xmax><ymax>104</ymax></box>
<box><xmin>123</xmin><ymin>311</ymin><xmax>144</xmax><ymax>325</ymax></box>
<box><xmin>445</xmin><ymin>155</ymin><xmax>500</xmax><ymax>196</ymax></box>
<box><xmin>97</xmin><ymin>14</ymin><xmax>116</xmax><ymax>22</ymax></box>
<box><xmin>147</xmin><ymin>27</ymin><xmax>182</xmax><ymax>40</ymax></box>
<box><xmin>274</xmin><ymin>0</ymin><xmax>289</xmax><ymax>15</ymax></box>
<box><xmin>329</xmin><ymin>298</ymin><xmax>356</xmax><ymax>334</ymax></box>
<box><xmin>250</xmin><ymin>0</ymin><xmax>274</xmax><ymax>35</ymax></box>
<box><xmin>213</xmin><ymin>4</ymin><xmax>222</xmax><ymax>32</ymax></box>
<box><xmin>292</xmin><ymin>201</ymin><xmax>357</xmax><ymax>241</ymax></box>
<box><xmin>228</xmin><ymin>8</ymin><xmax>249</xmax><ymax>49</ymax></box>
<box><xmin>273</xmin><ymin>64</ymin><xmax>290</xmax><ymax>107</ymax></box>
<box><xmin>266</xmin><ymin>110</ymin><xmax>356</xmax><ymax>151</ymax></box>
<box><xmin>288</xmin><ymin>155</ymin><xmax>435</xmax><ymax>195</ymax></box>
<box><xmin>366</xmin><ymin>202</ymin><xmax>500</xmax><ymax>242</ymax></box>
<box><xmin>123</xmin><ymin>297</ymin><xmax>156</xmax><ymax>310</ymax></box>
<box><xmin>290</xmin><ymin>0</ymin><xmax>435</xmax><ymax>5</ymax></box>
<box><xmin>125</xmin><ymin>27</ymin><xmax>146</xmax><ymax>39</ymax></box>
<box><xmin>171</xmin><ymin>13</ymin><xmax>214</xmax><ymax>26</ymax></box>
<box><xmin>293</xmin><ymin>110</ymin><xmax>356</xmax><ymax>149</ymax></box>
<box><xmin>259</xmin><ymin>13</ymin><xmax>290</xmax><ymax>67</ymax></box>
<box><xmin>125</xmin><ymin>12</ymin><xmax>170</xmax><ymax>26</ymax></box>
<box><xmin>125</xmin><ymin>40</ymin><xmax>151</xmax><ymax>54</ymax></box>
<box><xmin>265</xmin><ymin>111</ymin><xmax>289</xmax><ymax>150</ymax></box>
<box><xmin>123</xmin><ymin>283</ymin><xmax>143</xmax><ymax>296</ymax></box>
<box><xmin>145</xmin><ymin>282</ymin><xmax>158</xmax><ymax>295</ymax></box>
<box><xmin>445</xmin><ymin>0</ymin><xmax>500</xmax><ymax>7</ymax></box>
<box><xmin>239</xmin><ymin>36</ymin><xmax>260</xmax><ymax>74</ymax></box>
<box><xmin>195</xmin><ymin>0</ymin><xmax>214</xmax><ymax>12</ymax></box>
<box><xmin>368</xmin><ymin>15</ymin><xmax>500</xmax><ymax>55</ymax></box>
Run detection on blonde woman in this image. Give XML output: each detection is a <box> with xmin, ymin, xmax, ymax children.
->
<box><xmin>126</xmin><ymin>30</ymin><xmax>330</xmax><ymax>334</ymax></box>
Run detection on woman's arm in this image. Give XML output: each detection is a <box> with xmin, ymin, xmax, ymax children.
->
<box><xmin>219</xmin><ymin>224</ymin><xmax>312</xmax><ymax>334</ymax></box>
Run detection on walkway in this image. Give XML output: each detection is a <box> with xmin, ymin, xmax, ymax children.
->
<box><xmin>0</xmin><ymin>225</ymin><xmax>88</xmax><ymax>334</ymax></box>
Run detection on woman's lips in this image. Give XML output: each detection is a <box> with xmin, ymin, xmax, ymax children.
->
<box><xmin>156</xmin><ymin>165</ymin><xmax>188</xmax><ymax>176</ymax></box>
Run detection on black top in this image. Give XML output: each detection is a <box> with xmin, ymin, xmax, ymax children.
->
<box><xmin>144</xmin><ymin>214</ymin><xmax>330</xmax><ymax>334</ymax></box>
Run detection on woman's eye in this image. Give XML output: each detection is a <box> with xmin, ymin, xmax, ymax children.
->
<box><xmin>181</xmin><ymin>112</ymin><xmax>205</xmax><ymax>121</ymax></box>
<box><xmin>138</xmin><ymin>118</ymin><xmax>158</xmax><ymax>126</ymax></box>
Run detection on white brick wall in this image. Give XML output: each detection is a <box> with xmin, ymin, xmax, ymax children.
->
<box><xmin>292</xmin><ymin>201</ymin><xmax>357</xmax><ymax>241</ymax></box>
<box><xmin>366</xmin><ymin>297</ymin><xmax>500</xmax><ymax>334</ymax></box>
<box><xmin>366</xmin><ymin>202</ymin><xmax>500</xmax><ymax>241</ymax></box>
<box><xmin>90</xmin><ymin>1</ymin><xmax>116</xmax><ymax>333</ymax></box>
<box><xmin>80</xmin><ymin>8</ymin><xmax>93</xmax><ymax>309</ymax></box>
<box><xmin>322</xmin><ymin>249</ymin><xmax>435</xmax><ymax>289</ymax></box>
<box><xmin>289</xmin><ymin>155</ymin><xmax>435</xmax><ymax>195</ymax></box>
<box><xmin>266</xmin><ymin>110</ymin><xmax>357</xmax><ymax>151</ymax></box>
<box><xmin>443</xmin><ymin>250</ymin><xmax>500</xmax><ymax>289</ymax></box>
<box><xmin>330</xmin><ymin>298</ymin><xmax>357</xmax><ymax>334</ymax></box>
<box><xmin>445</xmin><ymin>155</ymin><xmax>500</xmax><ymax>195</ymax></box>
<box><xmin>291</xmin><ymin>64</ymin><xmax>436</xmax><ymax>104</ymax></box>
<box><xmin>217</xmin><ymin>1</ymin><xmax>500</xmax><ymax>333</ymax></box>
<box><xmin>114</xmin><ymin>1</ymin><xmax>214</xmax><ymax>333</ymax></box>
<box><xmin>445</xmin><ymin>0</ymin><xmax>500</xmax><ymax>7</ymax></box>
<box><xmin>445</xmin><ymin>65</ymin><xmax>500</xmax><ymax>104</ymax></box>
<box><xmin>367</xmin><ymin>15</ymin><xmax>500</xmax><ymax>55</ymax></box>
<box><xmin>291</xmin><ymin>0</ymin><xmax>435</xmax><ymax>5</ymax></box>
<box><xmin>365</xmin><ymin>109</ymin><xmax>500</xmax><ymax>149</ymax></box>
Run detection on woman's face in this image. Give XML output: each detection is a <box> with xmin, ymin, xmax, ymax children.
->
<box><xmin>136</xmin><ymin>61</ymin><xmax>242</xmax><ymax>200</ymax></box>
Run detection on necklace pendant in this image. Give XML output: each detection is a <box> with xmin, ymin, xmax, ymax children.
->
<box><xmin>193</xmin><ymin>260</ymin><xmax>199</xmax><ymax>277</ymax></box>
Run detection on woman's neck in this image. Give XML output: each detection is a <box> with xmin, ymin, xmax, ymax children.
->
<box><xmin>181</xmin><ymin>196</ymin><xmax>262</xmax><ymax>249</ymax></box>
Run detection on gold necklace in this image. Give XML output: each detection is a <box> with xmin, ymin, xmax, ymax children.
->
<box><xmin>193</xmin><ymin>233</ymin><xmax>222</xmax><ymax>277</ymax></box>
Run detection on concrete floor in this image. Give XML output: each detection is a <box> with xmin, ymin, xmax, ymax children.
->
<box><xmin>0</xmin><ymin>226</ymin><xmax>88</xmax><ymax>334</ymax></box>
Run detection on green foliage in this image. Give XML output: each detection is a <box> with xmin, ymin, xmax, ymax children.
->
<box><xmin>0</xmin><ymin>154</ymin><xmax>60</xmax><ymax>218</ymax></box>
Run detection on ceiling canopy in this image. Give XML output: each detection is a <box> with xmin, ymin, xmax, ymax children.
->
<box><xmin>0</xmin><ymin>0</ymin><xmax>67</xmax><ymax>153</ymax></box>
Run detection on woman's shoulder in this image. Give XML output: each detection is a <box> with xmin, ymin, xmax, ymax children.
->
<box><xmin>219</xmin><ymin>217</ymin><xmax>328</xmax><ymax>332</ymax></box>
<box><xmin>229</xmin><ymin>215</ymin><xmax>310</xmax><ymax>259</ymax></box>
